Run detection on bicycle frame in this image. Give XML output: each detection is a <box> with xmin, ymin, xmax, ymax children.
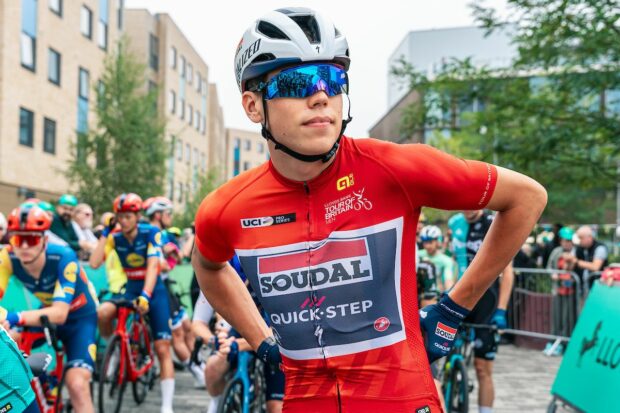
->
<box><xmin>228</xmin><ymin>351</ymin><xmax>254</xmax><ymax>413</ymax></box>
<box><xmin>19</xmin><ymin>322</ymin><xmax>65</xmax><ymax>413</ymax></box>
<box><xmin>114</xmin><ymin>305</ymin><xmax>155</xmax><ymax>383</ymax></box>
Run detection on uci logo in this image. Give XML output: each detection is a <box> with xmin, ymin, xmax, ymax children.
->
<box><xmin>241</xmin><ymin>216</ymin><xmax>274</xmax><ymax>228</ymax></box>
<box><xmin>336</xmin><ymin>174</ymin><xmax>354</xmax><ymax>191</ymax></box>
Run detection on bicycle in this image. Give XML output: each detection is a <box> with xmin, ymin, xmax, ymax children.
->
<box><xmin>98</xmin><ymin>299</ymin><xmax>157</xmax><ymax>413</ymax></box>
<box><xmin>19</xmin><ymin>315</ymin><xmax>70</xmax><ymax>413</ymax></box>
<box><xmin>217</xmin><ymin>349</ymin><xmax>268</xmax><ymax>413</ymax></box>
<box><xmin>441</xmin><ymin>322</ymin><xmax>497</xmax><ymax>413</ymax></box>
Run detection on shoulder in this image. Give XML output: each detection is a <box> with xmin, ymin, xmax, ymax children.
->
<box><xmin>48</xmin><ymin>244</ymin><xmax>78</xmax><ymax>263</ymax></box>
<box><xmin>196</xmin><ymin>164</ymin><xmax>271</xmax><ymax>222</ymax></box>
<box><xmin>448</xmin><ymin>213</ymin><xmax>466</xmax><ymax>227</ymax></box>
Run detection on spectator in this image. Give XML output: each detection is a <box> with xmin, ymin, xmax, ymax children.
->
<box><xmin>0</xmin><ymin>212</ymin><xmax>7</xmax><ymax>245</ymax></box>
<box><xmin>544</xmin><ymin>227</ymin><xmax>577</xmax><ymax>355</ymax></box>
<box><xmin>72</xmin><ymin>203</ymin><xmax>98</xmax><ymax>261</ymax></box>
<box><xmin>416</xmin><ymin>212</ymin><xmax>427</xmax><ymax>249</ymax></box>
<box><xmin>50</xmin><ymin>194</ymin><xmax>82</xmax><ymax>252</ymax></box>
<box><xmin>541</xmin><ymin>223</ymin><xmax>563</xmax><ymax>267</ymax></box>
<box><xmin>35</xmin><ymin>201</ymin><xmax>69</xmax><ymax>247</ymax></box>
<box><xmin>513</xmin><ymin>238</ymin><xmax>538</xmax><ymax>269</ymax></box>
<box><xmin>566</xmin><ymin>225</ymin><xmax>609</xmax><ymax>290</ymax></box>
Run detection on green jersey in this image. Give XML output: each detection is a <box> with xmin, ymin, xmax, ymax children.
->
<box><xmin>418</xmin><ymin>250</ymin><xmax>455</xmax><ymax>290</ymax></box>
<box><xmin>0</xmin><ymin>325</ymin><xmax>35</xmax><ymax>412</ymax></box>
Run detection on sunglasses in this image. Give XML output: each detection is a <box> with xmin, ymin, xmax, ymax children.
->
<box><xmin>254</xmin><ymin>64</ymin><xmax>348</xmax><ymax>100</ymax></box>
<box><xmin>9</xmin><ymin>233</ymin><xmax>44</xmax><ymax>248</ymax></box>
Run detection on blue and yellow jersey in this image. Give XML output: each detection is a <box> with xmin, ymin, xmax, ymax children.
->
<box><xmin>0</xmin><ymin>244</ymin><xmax>97</xmax><ymax>320</ymax></box>
<box><xmin>105</xmin><ymin>223</ymin><xmax>162</xmax><ymax>283</ymax></box>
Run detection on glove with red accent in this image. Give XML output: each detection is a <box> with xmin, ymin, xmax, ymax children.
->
<box><xmin>256</xmin><ymin>337</ymin><xmax>282</xmax><ymax>369</ymax></box>
<box><xmin>419</xmin><ymin>294</ymin><xmax>470</xmax><ymax>363</ymax></box>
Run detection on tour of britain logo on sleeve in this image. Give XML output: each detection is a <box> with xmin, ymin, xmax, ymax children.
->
<box><xmin>324</xmin><ymin>187</ymin><xmax>373</xmax><ymax>224</ymax></box>
<box><xmin>241</xmin><ymin>213</ymin><xmax>296</xmax><ymax>229</ymax></box>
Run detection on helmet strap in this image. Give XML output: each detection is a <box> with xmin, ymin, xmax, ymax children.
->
<box><xmin>260</xmin><ymin>94</ymin><xmax>352</xmax><ymax>164</ymax></box>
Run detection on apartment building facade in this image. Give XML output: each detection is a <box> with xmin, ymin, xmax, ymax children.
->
<box><xmin>124</xmin><ymin>9</ymin><xmax>212</xmax><ymax>211</ymax></box>
<box><xmin>225</xmin><ymin>128</ymin><xmax>269</xmax><ymax>180</ymax></box>
<box><xmin>0</xmin><ymin>0</ymin><xmax>123</xmax><ymax>212</ymax></box>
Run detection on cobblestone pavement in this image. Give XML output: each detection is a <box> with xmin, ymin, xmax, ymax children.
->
<box><xmin>101</xmin><ymin>343</ymin><xmax>568</xmax><ymax>413</ymax></box>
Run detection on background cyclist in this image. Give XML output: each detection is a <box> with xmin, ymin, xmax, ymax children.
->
<box><xmin>0</xmin><ymin>204</ymin><xmax>97</xmax><ymax>413</ymax></box>
<box><xmin>449</xmin><ymin>209</ymin><xmax>515</xmax><ymax>413</ymax></box>
<box><xmin>90</xmin><ymin>193</ymin><xmax>176</xmax><ymax>413</ymax></box>
<box><xmin>419</xmin><ymin>225</ymin><xmax>456</xmax><ymax>292</ymax></box>
<box><xmin>143</xmin><ymin>196</ymin><xmax>204</xmax><ymax>387</ymax></box>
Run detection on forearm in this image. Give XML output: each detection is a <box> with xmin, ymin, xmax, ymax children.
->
<box><xmin>451</xmin><ymin>169</ymin><xmax>546</xmax><ymax>308</ymax></box>
<box><xmin>234</xmin><ymin>338</ymin><xmax>252</xmax><ymax>352</ymax></box>
<box><xmin>497</xmin><ymin>264</ymin><xmax>514</xmax><ymax>310</ymax></box>
<box><xmin>21</xmin><ymin>304</ymin><xmax>69</xmax><ymax>326</ymax></box>
<box><xmin>142</xmin><ymin>258</ymin><xmax>159</xmax><ymax>294</ymax></box>
<box><xmin>192</xmin><ymin>252</ymin><xmax>271</xmax><ymax>350</ymax></box>
<box><xmin>577</xmin><ymin>259</ymin><xmax>603</xmax><ymax>272</ymax></box>
<box><xmin>192</xmin><ymin>320</ymin><xmax>214</xmax><ymax>342</ymax></box>
<box><xmin>89</xmin><ymin>238</ymin><xmax>106</xmax><ymax>268</ymax></box>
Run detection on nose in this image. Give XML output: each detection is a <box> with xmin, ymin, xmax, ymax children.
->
<box><xmin>307</xmin><ymin>90</ymin><xmax>329</xmax><ymax>108</ymax></box>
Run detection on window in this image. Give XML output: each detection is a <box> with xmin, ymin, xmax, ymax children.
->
<box><xmin>185</xmin><ymin>143</ymin><xmax>190</xmax><ymax>164</ymax></box>
<box><xmin>19</xmin><ymin>107</ymin><xmax>34</xmax><ymax>147</ymax></box>
<box><xmin>177</xmin><ymin>182</ymin><xmax>183</xmax><ymax>203</ymax></box>
<box><xmin>187</xmin><ymin>64</ymin><xmax>193</xmax><ymax>84</ymax></box>
<box><xmin>48</xmin><ymin>48</ymin><xmax>61</xmax><ymax>85</ymax></box>
<box><xmin>166</xmin><ymin>179</ymin><xmax>173</xmax><ymax>200</ymax></box>
<box><xmin>188</xmin><ymin>104</ymin><xmax>193</xmax><ymax>125</ymax></box>
<box><xmin>79</xmin><ymin>68</ymin><xmax>89</xmax><ymax>99</ymax></box>
<box><xmin>117</xmin><ymin>0</ymin><xmax>124</xmax><ymax>30</ymax></box>
<box><xmin>21</xmin><ymin>33</ymin><xmax>36</xmax><ymax>71</ymax></box>
<box><xmin>196</xmin><ymin>73</ymin><xmax>201</xmax><ymax>92</ymax></box>
<box><xmin>169</xmin><ymin>46</ymin><xmax>177</xmax><ymax>69</ymax></box>
<box><xmin>149</xmin><ymin>34</ymin><xmax>159</xmax><ymax>71</ymax></box>
<box><xmin>81</xmin><ymin>6</ymin><xmax>93</xmax><ymax>39</ymax></box>
<box><xmin>180</xmin><ymin>56</ymin><xmax>186</xmax><ymax>78</ymax></box>
<box><xmin>49</xmin><ymin>0</ymin><xmax>62</xmax><ymax>16</ymax></box>
<box><xmin>21</xmin><ymin>0</ymin><xmax>37</xmax><ymax>71</ymax></box>
<box><xmin>244</xmin><ymin>139</ymin><xmax>251</xmax><ymax>151</ymax></box>
<box><xmin>243</xmin><ymin>161</ymin><xmax>251</xmax><ymax>171</ymax></box>
<box><xmin>194</xmin><ymin>109</ymin><xmax>200</xmax><ymax>130</ymax></box>
<box><xmin>179</xmin><ymin>99</ymin><xmax>185</xmax><ymax>119</ymax></box>
<box><xmin>201</xmin><ymin>116</ymin><xmax>206</xmax><ymax>134</ymax></box>
<box><xmin>43</xmin><ymin>117</ymin><xmax>56</xmax><ymax>154</ymax></box>
<box><xmin>202</xmin><ymin>81</ymin><xmax>208</xmax><ymax>96</ymax></box>
<box><xmin>186</xmin><ymin>183</ymin><xmax>190</xmax><ymax>202</ymax></box>
<box><xmin>193</xmin><ymin>148</ymin><xmax>198</xmax><ymax>168</ymax></box>
<box><xmin>257</xmin><ymin>142</ymin><xmax>265</xmax><ymax>154</ymax></box>
<box><xmin>97</xmin><ymin>20</ymin><xmax>108</xmax><ymax>49</ymax></box>
<box><xmin>168</xmin><ymin>90</ymin><xmax>176</xmax><ymax>114</ymax></box>
<box><xmin>176</xmin><ymin>139</ymin><xmax>183</xmax><ymax>160</ymax></box>
<box><xmin>201</xmin><ymin>152</ymin><xmax>206</xmax><ymax>171</ymax></box>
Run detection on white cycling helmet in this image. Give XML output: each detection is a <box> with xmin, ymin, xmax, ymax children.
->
<box><xmin>235</xmin><ymin>7</ymin><xmax>350</xmax><ymax>92</ymax></box>
<box><xmin>420</xmin><ymin>225</ymin><xmax>442</xmax><ymax>241</ymax></box>
<box><xmin>0</xmin><ymin>212</ymin><xmax>6</xmax><ymax>231</ymax></box>
<box><xmin>143</xmin><ymin>196</ymin><xmax>173</xmax><ymax>217</ymax></box>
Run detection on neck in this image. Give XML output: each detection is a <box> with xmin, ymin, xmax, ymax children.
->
<box><xmin>123</xmin><ymin>226</ymin><xmax>139</xmax><ymax>241</ymax></box>
<box><xmin>151</xmin><ymin>220</ymin><xmax>162</xmax><ymax>229</ymax></box>
<box><xmin>23</xmin><ymin>252</ymin><xmax>46</xmax><ymax>278</ymax></box>
<box><xmin>269</xmin><ymin>142</ymin><xmax>337</xmax><ymax>182</ymax></box>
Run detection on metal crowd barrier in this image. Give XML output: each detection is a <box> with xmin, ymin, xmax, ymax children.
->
<box><xmin>583</xmin><ymin>270</ymin><xmax>603</xmax><ymax>298</ymax></box>
<box><xmin>504</xmin><ymin>268</ymin><xmax>582</xmax><ymax>354</ymax></box>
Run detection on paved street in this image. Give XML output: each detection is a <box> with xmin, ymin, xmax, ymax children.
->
<box><xmin>103</xmin><ymin>343</ymin><xmax>567</xmax><ymax>412</ymax></box>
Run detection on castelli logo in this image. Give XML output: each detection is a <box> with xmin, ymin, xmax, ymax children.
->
<box><xmin>374</xmin><ymin>317</ymin><xmax>390</xmax><ymax>332</ymax></box>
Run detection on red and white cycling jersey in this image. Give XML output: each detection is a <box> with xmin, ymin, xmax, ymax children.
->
<box><xmin>195</xmin><ymin>136</ymin><xmax>497</xmax><ymax>412</ymax></box>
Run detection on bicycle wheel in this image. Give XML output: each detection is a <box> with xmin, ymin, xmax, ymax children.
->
<box><xmin>445</xmin><ymin>358</ymin><xmax>469</xmax><ymax>413</ymax></box>
<box><xmin>98</xmin><ymin>335</ymin><xmax>127</xmax><ymax>413</ymax></box>
<box><xmin>53</xmin><ymin>368</ymin><xmax>72</xmax><ymax>413</ymax></box>
<box><xmin>249</xmin><ymin>358</ymin><xmax>267</xmax><ymax>413</ymax></box>
<box><xmin>132</xmin><ymin>321</ymin><xmax>156</xmax><ymax>404</ymax></box>
<box><xmin>217</xmin><ymin>378</ymin><xmax>245</xmax><ymax>413</ymax></box>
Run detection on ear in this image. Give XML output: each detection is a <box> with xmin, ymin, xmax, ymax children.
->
<box><xmin>242</xmin><ymin>91</ymin><xmax>264</xmax><ymax>124</ymax></box>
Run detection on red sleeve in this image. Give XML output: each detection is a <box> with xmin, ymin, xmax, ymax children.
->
<box><xmin>194</xmin><ymin>190</ymin><xmax>235</xmax><ymax>263</ymax></box>
<box><xmin>361</xmin><ymin>140</ymin><xmax>497</xmax><ymax>210</ymax></box>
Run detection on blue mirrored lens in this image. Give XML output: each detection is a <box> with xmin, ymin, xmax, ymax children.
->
<box><xmin>263</xmin><ymin>64</ymin><xmax>348</xmax><ymax>100</ymax></box>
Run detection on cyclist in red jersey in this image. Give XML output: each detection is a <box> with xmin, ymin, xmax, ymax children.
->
<box><xmin>191</xmin><ymin>7</ymin><xmax>547</xmax><ymax>413</ymax></box>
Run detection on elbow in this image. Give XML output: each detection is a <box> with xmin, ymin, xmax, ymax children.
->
<box><xmin>54</xmin><ymin>309</ymin><xmax>69</xmax><ymax>325</ymax></box>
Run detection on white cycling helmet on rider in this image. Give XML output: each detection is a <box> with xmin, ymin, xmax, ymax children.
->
<box><xmin>235</xmin><ymin>7</ymin><xmax>352</xmax><ymax>164</ymax></box>
<box><xmin>235</xmin><ymin>7</ymin><xmax>350</xmax><ymax>93</ymax></box>
<box><xmin>420</xmin><ymin>225</ymin><xmax>442</xmax><ymax>242</ymax></box>
<box><xmin>143</xmin><ymin>196</ymin><xmax>173</xmax><ymax>217</ymax></box>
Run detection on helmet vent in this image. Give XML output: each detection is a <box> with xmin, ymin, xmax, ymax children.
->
<box><xmin>257</xmin><ymin>21</ymin><xmax>290</xmax><ymax>40</ymax></box>
<box><xmin>252</xmin><ymin>53</ymin><xmax>276</xmax><ymax>64</ymax></box>
<box><xmin>290</xmin><ymin>16</ymin><xmax>321</xmax><ymax>44</ymax></box>
<box><xmin>335</xmin><ymin>27</ymin><xmax>341</xmax><ymax>37</ymax></box>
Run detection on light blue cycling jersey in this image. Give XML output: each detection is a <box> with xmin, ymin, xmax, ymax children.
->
<box><xmin>0</xmin><ymin>325</ymin><xmax>36</xmax><ymax>412</ymax></box>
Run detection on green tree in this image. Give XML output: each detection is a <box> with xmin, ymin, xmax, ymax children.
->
<box><xmin>174</xmin><ymin>168</ymin><xmax>222</xmax><ymax>229</ymax></box>
<box><xmin>66</xmin><ymin>38</ymin><xmax>168</xmax><ymax>214</ymax></box>
<box><xmin>393</xmin><ymin>0</ymin><xmax>620</xmax><ymax>223</ymax></box>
